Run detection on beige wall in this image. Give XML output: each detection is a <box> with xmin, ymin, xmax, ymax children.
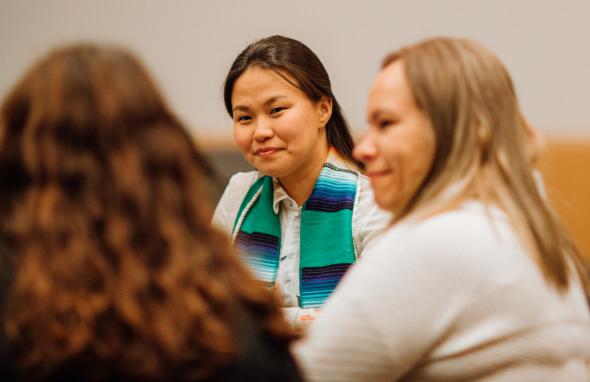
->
<box><xmin>1</xmin><ymin>1</ymin><xmax>589</xmax><ymax>261</ymax></box>
<box><xmin>1</xmin><ymin>0</ymin><xmax>590</xmax><ymax>141</ymax></box>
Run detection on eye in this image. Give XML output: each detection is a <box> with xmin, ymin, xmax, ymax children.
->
<box><xmin>270</xmin><ymin>106</ymin><xmax>286</xmax><ymax>115</ymax></box>
<box><xmin>377</xmin><ymin>119</ymin><xmax>397</xmax><ymax>130</ymax></box>
<box><xmin>236</xmin><ymin>115</ymin><xmax>252</xmax><ymax>123</ymax></box>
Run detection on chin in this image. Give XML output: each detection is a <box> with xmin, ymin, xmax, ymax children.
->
<box><xmin>374</xmin><ymin>195</ymin><xmax>394</xmax><ymax>212</ymax></box>
<box><xmin>254</xmin><ymin>165</ymin><xmax>286</xmax><ymax>178</ymax></box>
<box><xmin>255</xmin><ymin>160</ymin><xmax>292</xmax><ymax>177</ymax></box>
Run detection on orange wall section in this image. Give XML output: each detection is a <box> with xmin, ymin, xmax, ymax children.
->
<box><xmin>538</xmin><ymin>137</ymin><xmax>590</xmax><ymax>263</ymax></box>
<box><xmin>200</xmin><ymin>135</ymin><xmax>590</xmax><ymax>263</ymax></box>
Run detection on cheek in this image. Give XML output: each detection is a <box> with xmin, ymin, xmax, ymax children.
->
<box><xmin>378</xmin><ymin>137</ymin><xmax>403</xmax><ymax>168</ymax></box>
<box><xmin>416</xmin><ymin>134</ymin><xmax>436</xmax><ymax>178</ymax></box>
<box><xmin>275</xmin><ymin>116</ymin><xmax>300</xmax><ymax>141</ymax></box>
<box><xmin>405</xmin><ymin>140</ymin><xmax>436</xmax><ymax>193</ymax></box>
<box><xmin>233</xmin><ymin>127</ymin><xmax>251</xmax><ymax>153</ymax></box>
<box><xmin>280</xmin><ymin>110</ymin><xmax>318</xmax><ymax>143</ymax></box>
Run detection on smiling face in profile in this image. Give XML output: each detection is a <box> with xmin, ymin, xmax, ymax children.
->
<box><xmin>231</xmin><ymin>66</ymin><xmax>331</xmax><ymax>185</ymax></box>
<box><xmin>354</xmin><ymin>60</ymin><xmax>436</xmax><ymax>214</ymax></box>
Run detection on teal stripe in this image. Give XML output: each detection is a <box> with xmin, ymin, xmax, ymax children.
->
<box><xmin>318</xmin><ymin>175</ymin><xmax>356</xmax><ymax>184</ymax></box>
<box><xmin>234</xmin><ymin>161</ymin><xmax>359</xmax><ymax>309</ymax></box>
<box><xmin>313</xmin><ymin>184</ymin><xmax>356</xmax><ymax>193</ymax></box>
<box><xmin>247</xmin><ymin>258</ymin><xmax>279</xmax><ymax>268</ymax></box>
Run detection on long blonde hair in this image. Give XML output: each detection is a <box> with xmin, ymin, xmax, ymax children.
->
<box><xmin>383</xmin><ymin>37</ymin><xmax>587</xmax><ymax>292</ymax></box>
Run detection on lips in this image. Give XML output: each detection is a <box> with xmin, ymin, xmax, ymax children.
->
<box><xmin>254</xmin><ymin>147</ymin><xmax>283</xmax><ymax>157</ymax></box>
<box><xmin>366</xmin><ymin>170</ymin><xmax>390</xmax><ymax>179</ymax></box>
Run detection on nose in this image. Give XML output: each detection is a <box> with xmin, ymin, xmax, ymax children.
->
<box><xmin>353</xmin><ymin>132</ymin><xmax>378</xmax><ymax>165</ymax></box>
<box><xmin>253</xmin><ymin>117</ymin><xmax>274</xmax><ymax>143</ymax></box>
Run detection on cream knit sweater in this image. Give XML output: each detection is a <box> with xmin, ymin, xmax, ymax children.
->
<box><xmin>295</xmin><ymin>201</ymin><xmax>590</xmax><ymax>381</ymax></box>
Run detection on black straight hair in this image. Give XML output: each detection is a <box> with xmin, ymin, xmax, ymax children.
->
<box><xmin>223</xmin><ymin>35</ymin><xmax>361</xmax><ymax>168</ymax></box>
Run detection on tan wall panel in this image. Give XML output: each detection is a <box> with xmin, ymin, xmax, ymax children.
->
<box><xmin>202</xmin><ymin>136</ymin><xmax>590</xmax><ymax>262</ymax></box>
<box><xmin>538</xmin><ymin>137</ymin><xmax>590</xmax><ymax>262</ymax></box>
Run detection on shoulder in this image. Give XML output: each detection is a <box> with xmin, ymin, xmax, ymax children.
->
<box><xmin>357</xmin><ymin>173</ymin><xmax>381</xmax><ymax>209</ymax></box>
<box><xmin>226</xmin><ymin>171</ymin><xmax>262</xmax><ymax>192</ymax></box>
<box><xmin>224</xmin><ymin>171</ymin><xmax>264</xmax><ymax>212</ymax></box>
<box><xmin>380</xmin><ymin>202</ymin><xmax>513</xmax><ymax>254</ymax></box>
<box><xmin>364</xmin><ymin>201</ymin><xmax>525</xmax><ymax>281</ymax></box>
<box><xmin>355</xmin><ymin>174</ymin><xmax>391</xmax><ymax>252</ymax></box>
<box><xmin>212</xmin><ymin>171</ymin><xmax>262</xmax><ymax>235</ymax></box>
<box><xmin>332</xmin><ymin>204</ymin><xmax>523</xmax><ymax>318</ymax></box>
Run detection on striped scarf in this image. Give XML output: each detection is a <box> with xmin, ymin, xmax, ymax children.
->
<box><xmin>231</xmin><ymin>160</ymin><xmax>360</xmax><ymax>308</ymax></box>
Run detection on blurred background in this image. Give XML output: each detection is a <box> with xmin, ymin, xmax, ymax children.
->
<box><xmin>1</xmin><ymin>0</ymin><xmax>589</xmax><ymax>262</ymax></box>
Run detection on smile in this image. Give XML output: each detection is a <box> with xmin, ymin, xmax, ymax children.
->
<box><xmin>366</xmin><ymin>170</ymin><xmax>391</xmax><ymax>181</ymax></box>
<box><xmin>254</xmin><ymin>147</ymin><xmax>283</xmax><ymax>157</ymax></box>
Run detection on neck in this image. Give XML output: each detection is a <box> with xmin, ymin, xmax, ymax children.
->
<box><xmin>279</xmin><ymin>145</ymin><xmax>329</xmax><ymax>206</ymax></box>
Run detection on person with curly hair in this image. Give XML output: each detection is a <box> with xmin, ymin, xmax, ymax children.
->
<box><xmin>0</xmin><ymin>44</ymin><xmax>301</xmax><ymax>382</ymax></box>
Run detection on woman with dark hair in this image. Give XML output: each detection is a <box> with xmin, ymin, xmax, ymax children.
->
<box><xmin>296</xmin><ymin>37</ymin><xmax>590</xmax><ymax>381</ymax></box>
<box><xmin>0</xmin><ymin>44</ymin><xmax>301</xmax><ymax>381</ymax></box>
<box><xmin>213</xmin><ymin>35</ymin><xmax>389</xmax><ymax>328</ymax></box>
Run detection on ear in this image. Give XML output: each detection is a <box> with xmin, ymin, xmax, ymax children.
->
<box><xmin>317</xmin><ymin>96</ymin><xmax>333</xmax><ymax>127</ymax></box>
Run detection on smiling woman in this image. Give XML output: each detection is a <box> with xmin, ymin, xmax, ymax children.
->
<box><xmin>212</xmin><ymin>35</ymin><xmax>390</xmax><ymax>329</ymax></box>
<box><xmin>230</xmin><ymin>66</ymin><xmax>331</xmax><ymax>202</ymax></box>
<box><xmin>358</xmin><ymin>61</ymin><xmax>437</xmax><ymax>214</ymax></box>
<box><xmin>296</xmin><ymin>37</ymin><xmax>590</xmax><ymax>381</ymax></box>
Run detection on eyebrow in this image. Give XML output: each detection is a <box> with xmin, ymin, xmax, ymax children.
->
<box><xmin>368</xmin><ymin>110</ymin><xmax>381</xmax><ymax>122</ymax></box>
<box><xmin>232</xmin><ymin>105</ymin><xmax>250</xmax><ymax>113</ymax></box>
<box><xmin>232</xmin><ymin>95</ymin><xmax>288</xmax><ymax>113</ymax></box>
<box><xmin>367</xmin><ymin>109</ymin><xmax>399</xmax><ymax>123</ymax></box>
<box><xmin>368</xmin><ymin>110</ymin><xmax>386</xmax><ymax>122</ymax></box>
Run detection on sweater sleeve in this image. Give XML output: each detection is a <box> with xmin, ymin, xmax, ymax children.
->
<box><xmin>294</xmin><ymin>294</ymin><xmax>397</xmax><ymax>382</ymax></box>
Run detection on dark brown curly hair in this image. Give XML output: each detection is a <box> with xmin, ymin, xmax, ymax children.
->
<box><xmin>0</xmin><ymin>44</ymin><xmax>294</xmax><ymax>380</ymax></box>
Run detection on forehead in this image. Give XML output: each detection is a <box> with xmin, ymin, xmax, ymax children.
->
<box><xmin>370</xmin><ymin>61</ymin><xmax>408</xmax><ymax>99</ymax></box>
<box><xmin>232</xmin><ymin>66</ymin><xmax>301</xmax><ymax>98</ymax></box>
<box><xmin>367</xmin><ymin>60</ymin><xmax>415</xmax><ymax>114</ymax></box>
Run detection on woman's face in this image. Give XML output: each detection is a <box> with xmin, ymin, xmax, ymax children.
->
<box><xmin>231</xmin><ymin>66</ymin><xmax>331</xmax><ymax>182</ymax></box>
<box><xmin>354</xmin><ymin>60</ymin><xmax>436</xmax><ymax>214</ymax></box>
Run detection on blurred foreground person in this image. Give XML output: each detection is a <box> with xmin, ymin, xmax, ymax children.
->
<box><xmin>0</xmin><ymin>44</ymin><xmax>300</xmax><ymax>381</ymax></box>
<box><xmin>296</xmin><ymin>37</ymin><xmax>590</xmax><ymax>381</ymax></box>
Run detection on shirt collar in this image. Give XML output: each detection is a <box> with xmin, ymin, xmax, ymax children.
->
<box><xmin>272</xmin><ymin>177</ymin><xmax>295</xmax><ymax>214</ymax></box>
<box><xmin>269</xmin><ymin>149</ymin><xmax>359</xmax><ymax>214</ymax></box>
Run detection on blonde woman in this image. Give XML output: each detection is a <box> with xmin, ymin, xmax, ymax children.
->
<box><xmin>296</xmin><ymin>37</ymin><xmax>590</xmax><ymax>381</ymax></box>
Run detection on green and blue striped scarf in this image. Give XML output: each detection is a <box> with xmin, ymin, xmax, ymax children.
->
<box><xmin>231</xmin><ymin>159</ymin><xmax>360</xmax><ymax>308</ymax></box>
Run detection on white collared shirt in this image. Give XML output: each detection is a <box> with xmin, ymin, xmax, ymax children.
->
<box><xmin>212</xmin><ymin>170</ymin><xmax>391</xmax><ymax>308</ymax></box>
